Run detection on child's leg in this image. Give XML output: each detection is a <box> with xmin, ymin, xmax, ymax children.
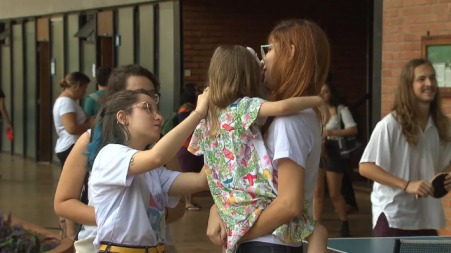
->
<box><xmin>305</xmin><ymin>223</ymin><xmax>328</xmax><ymax>253</ymax></box>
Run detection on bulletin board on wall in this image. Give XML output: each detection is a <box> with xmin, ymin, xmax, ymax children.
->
<box><xmin>421</xmin><ymin>35</ymin><xmax>451</xmax><ymax>97</ymax></box>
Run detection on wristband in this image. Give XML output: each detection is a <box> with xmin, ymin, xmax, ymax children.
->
<box><xmin>403</xmin><ymin>181</ymin><xmax>410</xmax><ymax>191</ymax></box>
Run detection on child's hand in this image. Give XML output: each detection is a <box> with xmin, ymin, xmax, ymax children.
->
<box><xmin>196</xmin><ymin>88</ymin><xmax>210</xmax><ymax>118</ymax></box>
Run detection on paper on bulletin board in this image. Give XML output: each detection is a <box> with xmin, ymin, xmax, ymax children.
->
<box><xmin>433</xmin><ymin>63</ymin><xmax>446</xmax><ymax>87</ymax></box>
<box><xmin>50</xmin><ymin>59</ymin><xmax>56</xmax><ymax>77</ymax></box>
<box><xmin>445</xmin><ymin>68</ymin><xmax>451</xmax><ymax>87</ymax></box>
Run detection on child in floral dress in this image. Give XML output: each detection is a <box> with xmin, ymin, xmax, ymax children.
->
<box><xmin>188</xmin><ymin>45</ymin><xmax>326</xmax><ymax>253</ymax></box>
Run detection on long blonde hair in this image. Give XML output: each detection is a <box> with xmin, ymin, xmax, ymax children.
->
<box><xmin>392</xmin><ymin>58</ymin><xmax>451</xmax><ymax>146</ymax></box>
<box><xmin>207</xmin><ymin>45</ymin><xmax>262</xmax><ymax>135</ymax></box>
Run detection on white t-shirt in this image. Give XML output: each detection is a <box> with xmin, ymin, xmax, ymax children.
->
<box><xmin>250</xmin><ymin>108</ymin><xmax>322</xmax><ymax>246</ymax></box>
<box><xmin>89</xmin><ymin>144</ymin><xmax>181</xmax><ymax>247</ymax></box>
<box><xmin>53</xmin><ymin>97</ymin><xmax>87</xmax><ymax>153</ymax></box>
<box><xmin>77</xmin><ymin>130</ymin><xmax>176</xmax><ymax>248</ymax></box>
<box><xmin>360</xmin><ymin>113</ymin><xmax>451</xmax><ymax>230</ymax></box>
<box><xmin>325</xmin><ymin>106</ymin><xmax>357</xmax><ymax>141</ymax></box>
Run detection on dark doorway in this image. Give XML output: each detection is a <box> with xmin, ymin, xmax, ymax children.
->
<box><xmin>37</xmin><ymin>41</ymin><xmax>52</xmax><ymax>162</ymax></box>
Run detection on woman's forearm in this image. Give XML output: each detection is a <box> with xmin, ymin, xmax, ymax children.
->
<box><xmin>239</xmin><ymin>197</ymin><xmax>298</xmax><ymax>242</ymax></box>
<box><xmin>56</xmin><ymin>200</ymin><xmax>96</xmax><ymax>225</ymax></box>
<box><xmin>329</xmin><ymin>126</ymin><xmax>357</xmax><ymax>137</ymax></box>
<box><xmin>240</xmin><ymin>158</ymin><xmax>305</xmax><ymax>242</ymax></box>
<box><xmin>0</xmin><ymin>108</ymin><xmax>11</xmax><ymax>126</ymax></box>
<box><xmin>129</xmin><ymin>112</ymin><xmax>202</xmax><ymax>175</ymax></box>
<box><xmin>359</xmin><ymin>162</ymin><xmax>407</xmax><ymax>190</ymax></box>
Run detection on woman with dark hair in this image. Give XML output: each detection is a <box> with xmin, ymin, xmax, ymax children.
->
<box><xmin>53</xmin><ymin>72</ymin><xmax>95</xmax><ymax>239</ymax></box>
<box><xmin>53</xmin><ymin>65</ymin><xmax>186</xmax><ymax>252</ymax></box>
<box><xmin>312</xmin><ymin>81</ymin><xmax>358</xmax><ymax>237</ymax></box>
<box><xmin>177</xmin><ymin>83</ymin><xmax>203</xmax><ymax>211</ymax></box>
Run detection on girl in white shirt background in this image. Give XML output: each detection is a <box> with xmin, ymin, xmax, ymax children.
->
<box><xmin>53</xmin><ymin>72</ymin><xmax>95</xmax><ymax>239</ymax></box>
<box><xmin>313</xmin><ymin>81</ymin><xmax>358</xmax><ymax>237</ymax></box>
<box><xmin>86</xmin><ymin>88</ymin><xmax>210</xmax><ymax>252</ymax></box>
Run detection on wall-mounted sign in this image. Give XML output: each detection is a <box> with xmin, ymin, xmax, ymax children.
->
<box><xmin>50</xmin><ymin>59</ymin><xmax>56</xmax><ymax>76</ymax></box>
<box><xmin>115</xmin><ymin>34</ymin><xmax>121</xmax><ymax>47</ymax></box>
<box><xmin>92</xmin><ymin>63</ymin><xmax>96</xmax><ymax>78</ymax></box>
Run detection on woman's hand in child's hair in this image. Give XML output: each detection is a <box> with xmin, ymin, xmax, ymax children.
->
<box><xmin>196</xmin><ymin>88</ymin><xmax>210</xmax><ymax>118</ymax></box>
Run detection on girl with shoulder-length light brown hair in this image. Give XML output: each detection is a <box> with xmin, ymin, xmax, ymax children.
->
<box><xmin>203</xmin><ymin>19</ymin><xmax>331</xmax><ymax>253</ymax></box>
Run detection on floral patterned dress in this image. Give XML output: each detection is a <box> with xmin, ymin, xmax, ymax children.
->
<box><xmin>188</xmin><ymin>97</ymin><xmax>314</xmax><ymax>253</ymax></box>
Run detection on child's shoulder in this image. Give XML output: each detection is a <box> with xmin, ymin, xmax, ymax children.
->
<box><xmin>232</xmin><ymin>97</ymin><xmax>266</xmax><ymax>110</ymax></box>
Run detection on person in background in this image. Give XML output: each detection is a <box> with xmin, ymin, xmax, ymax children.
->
<box><xmin>0</xmin><ymin>87</ymin><xmax>12</xmax><ymax>179</ymax></box>
<box><xmin>53</xmin><ymin>71</ymin><xmax>95</xmax><ymax>239</ymax></box>
<box><xmin>54</xmin><ymin>65</ymin><xmax>186</xmax><ymax>253</ymax></box>
<box><xmin>313</xmin><ymin>81</ymin><xmax>357</xmax><ymax>237</ymax></box>
<box><xmin>360</xmin><ymin>58</ymin><xmax>451</xmax><ymax>237</ymax></box>
<box><xmin>0</xmin><ymin>87</ymin><xmax>12</xmax><ymax>133</ymax></box>
<box><xmin>177</xmin><ymin>83</ymin><xmax>204</xmax><ymax>211</ymax></box>
<box><xmin>84</xmin><ymin>66</ymin><xmax>112</xmax><ymax>117</ymax></box>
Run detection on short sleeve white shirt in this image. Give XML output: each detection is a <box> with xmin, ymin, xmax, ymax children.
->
<box><xmin>360</xmin><ymin>113</ymin><xmax>451</xmax><ymax>230</ymax></box>
<box><xmin>89</xmin><ymin>144</ymin><xmax>181</xmax><ymax>247</ymax></box>
<box><xmin>325</xmin><ymin>106</ymin><xmax>357</xmax><ymax>141</ymax></box>
<box><xmin>250</xmin><ymin>109</ymin><xmax>322</xmax><ymax>246</ymax></box>
<box><xmin>53</xmin><ymin>97</ymin><xmax>87</xmax><ymax>153</ymax></box>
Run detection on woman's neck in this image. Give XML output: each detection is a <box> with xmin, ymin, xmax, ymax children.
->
<box><xmin>127</xmin><ymin>137</ymin><xmax>150</xmax><ymax>151</ymax></box>
<box><xmin>61</xmin><ymin>89</ymin><xmax>75</xmax><ymax>99</ymax></box>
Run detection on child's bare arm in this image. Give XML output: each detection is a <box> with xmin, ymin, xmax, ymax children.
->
<box><xmin>168</xmin><ymin>166</ymin><xmax>209</xmax><ymax>196</ymax></box>
<box><xmin>258</xmin><ymin>96</ymin><xmax>324</xmax><ymax>117</ymax></box>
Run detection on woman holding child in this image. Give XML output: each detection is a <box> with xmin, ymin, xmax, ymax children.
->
<box><xmin>205</xmin><ymin>19</ymin><xmax>331</xmax><ymax>253</ymax></box>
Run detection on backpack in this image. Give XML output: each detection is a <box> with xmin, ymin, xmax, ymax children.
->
<box><xmin>88</xmin><ymin>93</ymin><xmax>100</xmax><ymax>103</ymax></box>
<box><xmin>161</xmin><ymin>103</ymin><xmax>194</xmax><ymax>135</ymax></box>
<box><xmin>161</xmin><ymin>112</ymin><xmax>179</xmax><ymax>135</ymax></box>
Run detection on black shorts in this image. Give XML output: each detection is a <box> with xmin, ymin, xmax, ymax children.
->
<box><xmin>319</xmin><ymin>140</ymin><xmax>345</xmax><ymax>173</ymax></box>
<box><xmin>56</xmin><ymin>144</ymin><xmax>75</xmax><ymax>169</ymax></box>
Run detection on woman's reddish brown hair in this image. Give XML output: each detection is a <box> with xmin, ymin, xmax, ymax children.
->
<box><xmin>267</xmin><ymin>19</ymin><xmax>330</xmax><ymax>102</ymax></box>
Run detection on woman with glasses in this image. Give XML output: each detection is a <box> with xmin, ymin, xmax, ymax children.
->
<box><xmin>177</xmin><ymin>83</ymin><xmax>204</xmax><ymax>211</ymax></box>
<box><xmin>206</xmin><ymin>19</ymin><xmax>331</xmax><ymax>253</ymax></box>
<box><xmin>86</xmin><ymin>88</ymin><xmax>210</xmax><ymax>253</ymax></box>
<box><xmin>54</xmin><ymin>65</ymin><xmax>185</xmax><ymax>253</ymax></box>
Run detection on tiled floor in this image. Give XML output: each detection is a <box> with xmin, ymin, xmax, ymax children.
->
<box><xmin>0</xmin><ymin>153</ymin><xmax>373</xmax><ymax>253</ymax></box>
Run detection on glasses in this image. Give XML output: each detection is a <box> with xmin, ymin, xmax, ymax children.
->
<box><xmin>148</xmin><ymin>91</ymin><xmax>161</xmax><ymax>105</ymax></box>
<box><xmin>260</xmin><ymin>44</ymin><xmax>273</xmax><ymax>61</ymax></box>
<box><xmin>126</xmin><ymin>101</ymin><xmax>159</xmax><ymax>116</ymax></box>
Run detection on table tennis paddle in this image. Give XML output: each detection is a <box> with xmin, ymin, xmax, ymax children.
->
<box><xmin>415</xmin><ymin>172</ymin><xmax>449</xmax><ymax>199</ymax></box>
<box><xmin>6</xmin><ymin>128</ymin><xmax>13</xmax><ymax>140</ymax></box>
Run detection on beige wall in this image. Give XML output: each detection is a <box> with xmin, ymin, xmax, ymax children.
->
<box><xmin>0</xmin><ymin>0</ymin><xmax>158</xmax><ymax>20</ymax></box>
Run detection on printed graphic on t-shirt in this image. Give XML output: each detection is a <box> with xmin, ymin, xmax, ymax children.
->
<box><xmin>147</xmin><ymin>193</ymin><xmax>166</xmax><ymax>242</ymax></box>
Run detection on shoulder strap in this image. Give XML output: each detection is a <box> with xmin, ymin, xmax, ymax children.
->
<box><xmin>336</xmin><ymin>106</ymin><xmax>343</xmax><ymax>130</ymax></box>
<box><xmin>88</xmin><ymin>93</ymin><xmax>100</xmax><ymax>103</ymax></box>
